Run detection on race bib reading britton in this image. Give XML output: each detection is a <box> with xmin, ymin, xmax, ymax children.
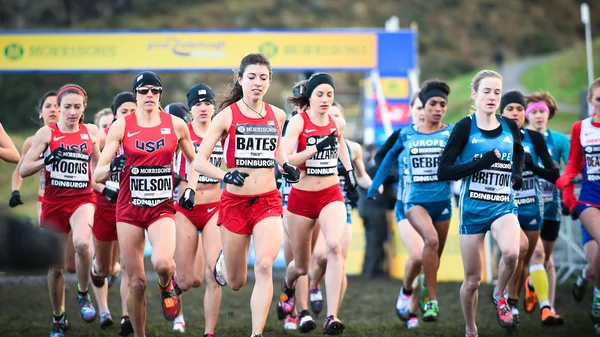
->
<box><xmin>49</xmin><ymin>150</ymin><xmax>90</xmax><ymax>189</ymax></box>
<box><xmin>514</xmin><ymin>170</ymin><xmax>536</xmax><ymax>206</ymax></box>
<box><xmin>469</xmin><ymin>160</ymin><xmax>512</xmax><ymax>203</ymax></box>
<box><xmin>305</xmin><ymin>136</ymin><xmax>339</xmax><ymax>176</ymax></box>
<box><xmin>130</xmin><ymin>165</ymin><xmax>173</xmax><ymax>207</ymax></box>
<box><xmin>235</xmin><ymin>124</ymin><xmax>277</xmax><ymax>168</ymax></box>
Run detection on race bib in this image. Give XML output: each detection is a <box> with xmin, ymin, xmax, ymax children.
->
<box><xmin>130</xmin><ymin>165</ymin><xmax>173</xmax><ymax>207</ymax></box>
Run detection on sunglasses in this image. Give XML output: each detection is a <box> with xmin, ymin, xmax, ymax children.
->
<box><xmin>136</xmin><ymin>86</ymin><xmax>163</xmax><ymax>95</ymax></box>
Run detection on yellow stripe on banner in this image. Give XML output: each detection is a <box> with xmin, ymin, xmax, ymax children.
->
<box><xmin>347</xmin><ymin>208</ymin><xmax>487</xmax><ymax>282</ymax></box>
<box><xmin>380</xmin><ymin>78</ymin><xmax>410</xmax><ymax>100</ymax></box>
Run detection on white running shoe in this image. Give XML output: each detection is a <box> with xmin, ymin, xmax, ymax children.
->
<box><xmin>396</xmin><ymin>287</ymin><xmax>411</xmax><ymax>321</ymax></box>
<box><xmin>406</xmin><ymin>316</ymin><xmax>419</xmax><ymax>329</ymax></box>
<box><xmin>283</xmin><ymin>315</ymin><xmax>297</xmax><ymax>330</ymax></box>
<box><xmin>173</xmin><ymin>320</ymin><xmax>185</xmax><ymax>333</ymax></box>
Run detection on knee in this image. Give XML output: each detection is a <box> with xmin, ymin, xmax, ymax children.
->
<box><xmin>424</xmin><ymin>235</ymin><xmax>439</xmax><ymax>250</ymax></box>
<box><xmin>229</xmin><ymin>277</ymin><xmax>246</xmax><ymax>291</ymax></box>
<box><xmin>129</xmin><ymin>276</ymin><xmax>146</xmax><ymax>297</ymax></box>
<box><xmin>255</xmin><ymin>259</ymin><xmax>274</xmax><ymax>278</ymax></box>
<box><xmin>316</xmin><ymin>253</ymin><xmax>328</xmax><ymax>269</ymax></box>
<box><xmin>73</xmin><ymin>240</ymin><xmax>90</xmax><ymax>256</ymax></box>
<box><xmin>50</xmin><ymin>266</ymin><xmax>64</xmax><ymax>279</ymax></box>
<box><xmin>153</xmin><ymin>258</ymin><xmax>174</xmax><ymax>277</ymax></box>
<box><xmin>411</xmin><ymin>254</ymin><xmax>423</xmax><ymax>266</ymax></box>
<box><xmin>192</xmin><ymin>277</ymin><xmax>203</xmax><ymax>288</ymax></box>
<box><xmin>502</xmin><ymin>250</ymin><xmax>519</xmax><ymax>267</ymax></box>
<box><xmin>326</xmin><ymin>240</ymin><xmax>342</xmax><ymax>257</ymax></box>
<box><xmin>204</xmin><ymin>266</ymin><xmax>219</xmax><ymax>288</ymax></box>
<box><xmin>177</xmin><ymin>276</ymin><xmax>194</xmax><ymax>292</ymax></box>
<box><xmin>463</xmin><ymin>275</ymin><xmax>481</xmax><ymax>292</ymax></box>
<box><xmin>532</xmin><ymin>247</ymin><xmax>545</xmax><ymax>263</ymax></box>
<box><xmin>65</xmin><ymin>263</ymin><xmax>76</xmax><ymax>274</ymax></box>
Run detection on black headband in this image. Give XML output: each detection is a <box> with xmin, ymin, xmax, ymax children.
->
<box><xmin>306</xmin><ymin>73</ymin><xmax>335</xmax><ymax>98</ymax></box>
<box><xmin>500</xmin><ymin>90</ymin><xmax>526</xmax><ymax>112</ymax></box>
<box><xmin>419</xmin><ymin>88</ymin><xmax>448</xmax><ymax>106</ymax></box>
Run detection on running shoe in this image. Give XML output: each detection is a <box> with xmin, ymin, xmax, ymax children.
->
<box><xmin>214</xmin><ymin>250</ymin><xmax>227</xmax><ymax>287</ymax></box>
<box><xmin>49</xmin><ymin>322</ymin><xmax>65</xmax><ymax>337</ymax></box>
<box><xmin>395</xmin><ymin>287</ymin><xmax>411</xmax><ymax>321</ymax></box>
<box><xmin>159</xmin><ymin>278</ymin><xmax>181</xmax><ymax>321</ymax></box>
<box><xmin>250</xmin><ymin>334</ymin><xmax>263</xmax><ymax>337</ymax></box>
<box><xmin>172</xmin><ymin>274</ymin><xmax>182</xmax><ymax>296</ymax></box>
<box><xmin>405</xmin><ymin>316</ymin><xmax>418</xmax><ymax>329</ymax></box>
<box><xmin>494</xmin><ymin>297</ymin><xmax>514</xmax><ymax>328</ymax></box>
<box><xmin>283</xmin><ymin>315</ymin><xmax>297</xmax><ymax>330</ymax></box>
<box><xmin>422</xmin><ymin>301</ymin><xmax>439</xmax><ymax>322</ymax></box>
<box><xmin>277</xmin><ymin>278</ymin><xmax>296</xmax><ymax>320</ymax></box>
<box><xmin>77</xmin><ymin>292</ymin><xmax>97</xmax><ymax>322</ymax></box>
<box><xmin>524</xmin><ymin>276</ymin><xmax>537</xmax><ymax>313</ymax></box>
<box><xmin>511</xmin><ymin>306</ymin><xmax>520</xmax><ymax>327</ymax></box>
<box><xmin>592</xmin><ymin>295</ymin><xmax>600</xmax><ymax>323</ymax></box>
<box><xmin>173</xmin><ymin>320</ymin><xmax>185</xmax><ymax>333</ymax></box>
<box><xmin>298</xmin><ymin>310</ymin><xmax>316</xmax><ymax>333</ymax></box>
<box><xmin>541</xmin><ymin>306</ymin><xmax>564</xmax><ymax>326</ymax></box>
<box><xmin>310</xmin><ymin>286</ymin><xmax>323</xmax><ymax>315</ymax></box>
<box><xmin>322</xmin><ymin>315</ymin><xmax>345</xmax><ymax>335</ymax></box>
<box><xmin>99</xmin><ymin>311</ymin><xmax>114</xmax><ymax>329</ymax></box>
<box><xmin>107</xmin><ymin>273</ymin><xmax>119</xmax><ymax>289</ymax></box>
<box><xmin>573</xmin><ymin>273</ymin><xmax>588</xmax><ymax>303</ymax></box>
<box><xmin>204</xmin><ymin>334</ymin><xmax>215</xmax><ymax>337</ymax></box>
<box><xmin>118</xmin><ymin>316</ymin><xmax>134</xmax><ymax>336</ymax></box>
<box><xmin>90</xmin><ymin>267</ymin><xmax>105</xmax><ymax>288</ymax></box>
<box><xmin>418</xmin><ymin>274</ymin><xmax>428</xmax><ymax>313</ymax></box>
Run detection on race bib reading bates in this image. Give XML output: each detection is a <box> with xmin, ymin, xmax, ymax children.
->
<box><xmin>199</xmin><ymin>143</ymin><xmax>223</xmax><ymax>184</ymax></box>
<box><xmin>234</xmin><ymin>124</ymin><xmax>277</xmax><ymax>168</ymax></box>
<box><xmin>409</xmin><ymin>143</ymin><xmax>442</xmax><ymax>183</ymax></box>
<box><xmin>468</xmin><ymin>160</ymin><xmax>512</xmax><ymax>203</ymax></box>
<box><xmin>129</xmin><ymin>165</ymin><xmax>173</xmax><ymax>207</ymax></box>
<box><xmin>49</xmin><ymin>150</ymin><xmax>90</xmax><ymax>189</ymax></box>
<box><xmin>585</xmin><ymin>145</ymin><xmax>600</xmax><ymax>182</ymax></box>
<box><xmin>514</xmin><ymin>170</ymin><xmax>536</xmax><ymax>206</ymax></box>
<box><xmin>305</xmin><ymin>136</ymin><xmax>339</xmax><ymax>176</ymax></box>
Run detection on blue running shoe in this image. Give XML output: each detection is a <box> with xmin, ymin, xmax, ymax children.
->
<box><xmin>77</xmin><ymin>293</ymin><xmax>97</xmax><ymax>322</ymax></box>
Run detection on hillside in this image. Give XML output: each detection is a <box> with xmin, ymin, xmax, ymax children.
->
<box><xmin>0</xmin><ymin>0</ymin><xmax>598</xmax><ymax>134</ymax></box>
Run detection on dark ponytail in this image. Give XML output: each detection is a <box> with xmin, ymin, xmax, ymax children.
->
<box><xmin>218</xmin><ymin>53</ymin><xmax>272</xmax><ymax>112</ymax></box>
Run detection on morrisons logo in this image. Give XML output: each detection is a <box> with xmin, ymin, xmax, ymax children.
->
<box><xmin>4</xmin><ymin>43</ymin><xmax>24</xmax><ymax>61</ymax></box>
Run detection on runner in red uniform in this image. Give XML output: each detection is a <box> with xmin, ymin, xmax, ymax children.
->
<box><xmin>90</xmin><ymin>92</ymin><xmax>136</xmax><ymax>333</ymax></box>
<box><xmin>20</xmin><ymin>84</ymin><xmax>101</xmax><ymax>337</ymax></box>
<box><xmin>94</xmin><ymin>72</ymin><xmax>198</xmax><ymax>337</ymax></box>
<box><xmin>194</xmin><ymin>53</ymin><xmax>300</xmax><ymax>337</ymax></box>
<box><xmin>170</xmin><ymin>84</ymin><xmax>223</xmax><ymax>336</ymax></box>
<box><xmin>278</xmin><ymin>73</ymin><xmax>356</xmax><ymax>335</ymax></box>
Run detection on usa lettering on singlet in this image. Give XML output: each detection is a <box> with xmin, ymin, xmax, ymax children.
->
<box><xmin>48</xmin><ymin>149</ymin><xmax>90</xmax><ymax>189</ymax></box>
<box><xmin>234</xmin><ymin>124</ymin><xmax>277</xmax><ymax>168</ymax></box>
<box><xmin>515</xmin><ymin>169</ymin><xmax>536</xmax><ymax>206</ymax></box>
<box><xmin>305</xmin><ymin>136</ymin><xmax>339</xmax><ymax>176</ymax></box>
<box><xmin>129</xmin><ymin>165</ymin><xmax>173</xmax><ymax>207</ymax></box>
<box><xmin>193</xmin><ymin>142</ymin><xmax>223</xmax><ymax>183</ymax></box>
<box><xmin>409</xmin><ymin>139</ymin><xmax>444</xmax><ymax>183</ymax></box>
<box><xmin>468</xmin><ymin>160</ymin><xmax>512</xmax><ymax>203</ymax></box>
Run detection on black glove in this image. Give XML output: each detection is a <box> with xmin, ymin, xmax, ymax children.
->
<box><xmin>8</xmin><ymin>190</ymin><xmax>23</xmax><ymax>208</ymax></box>
<box><xmin>110</xmin><ymin>154</ymin><xmax>127</xmax><ymax>173</ymax></box>
<box><xmin>570</xmin><ymin>206</ymin><xmax>579</xmax><ymax>220</ymax></box>
<box><xmin>344</xmin><ymin>169</ymin><xmax>357</xmax><ymax>192</ymax></box>
<box><xmin>178</xmin><ymin>188</ymin><xmax>196</xmax><ymax>211</ymax></box>
<box><xmin>512</xmin><ymin>174</ymin><xmax>523</xmax><ymax>190</ymax></box>
<box><xmin>524</xmin><ymin>153</ymin><xmax>534</xmax><ymax>170</ymax></box>
<box><xmin>282</xmin><ymin>162</ymin><xmax>300</xmax><ymax>183</ymax></box>
<box><xmin>561</xmin><ymin>202</ymin><xmax>570</xmax><ymax>216</ymax></box>
<box><xmin>223</xmin><ymin>170</ymin><xmax>249</xmax><ymax>187</ymax></box>
<box><xmin>173</xmin><ymin>174</ymin><xmax>183</xmax><ymax>188</ymax></box>
<box><xmin>476</xmin><ymin>150</ymin><xmax>500</xmax><ymax>169</ymax></box>
<box><xmin>102</xmin><ymin>186</ymin><xmax>118</xmax><ymax>203</ymax></box>
<box><xmin>315</xmin><ymin>131</ymin><xmax>338</xmax><ymax>152</ymax></box>
<box><xmin>44</xmin><ymin>147</ymin><xmax>64</xmax><ymax>165</ymax></box>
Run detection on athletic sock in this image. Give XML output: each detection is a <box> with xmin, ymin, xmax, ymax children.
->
<box><xmin>77</xmin><ymin>283</ymin><xmax>88</xmax><ymax>296</ymax></box>
<box><xmin>529</xmin><ymin>264</ymin><xmax>550</xmax><ymax>308</ymax></box>
<box><xmin>402</xmin><ymin>287</ymin><xmax>413</xmax><ymax>296</ymax></box>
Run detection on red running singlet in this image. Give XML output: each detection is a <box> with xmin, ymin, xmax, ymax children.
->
<box><xmin>43</xmin><ymin>123</ymin><xmax>94</xmax><ymax>200</ymax></box>
<box><xmin>178</xmin><ymin>123</ymin><xmax>223</xmax><ymax>184</ymax></box>
<box><xmin>221</xmin><ymin>102</ymin><xmax>279</xmax><ymax>169</ymax></box>
<box><xmin>96</xmin><ymin>127</ymin><xmax>121</xmax><ymax>210</ymax></box>
<box><xmin>116</xmin><ymin>112</ymin><xmax>178</xmax><ymax>226</ymax></box>
<box><xmin>295</xmin><ymin>112</ymin><xmax>339</xmax><ymax>175</ymax></box>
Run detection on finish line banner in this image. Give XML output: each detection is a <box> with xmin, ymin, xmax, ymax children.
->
<box><xmin>0</xmin><ymin>31</ymin><xmax>379</xmax><ymax>72</ymax></box>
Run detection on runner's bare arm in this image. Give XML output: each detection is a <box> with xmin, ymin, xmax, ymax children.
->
<box><xmin>173</xmin><ymin>115</ymin><xmax>198</xmax><ymax>191</ymax></box>
<box><xmin>12</xmin><ymin>136</ymin><xmax>33</xmax><ymax>190</ymax></box>
<box><xmin>349</xmin><ymin>140</ymin><xmax>373</xmax><ymax>189</ymax></box>
<box><xmin>273</xmin><ymin>107</ymin><xmax>291</xmax><ymax>167</ymax></box>
<box><xmin>336</xmin><ymin>118</ymin><xmax>353</xmax><ymax>171</ymax></box>
<box><xmin>282</xmin><ymin>114</ymin><xmax>316</xmax><ymax>166</ymax></box>
<box><xmin>94</xmin><ymin>118</ymin><xmax>125</xmax><ymax>184</ymax></box>
<box><xmin>194</xmin><ymin>108</ymin><xmax>232</xmax><ymax>180</ymax></box>
<box><xmin>0</xmin><ymin>123</ymin><xmax>20</xmax><ymax>164</ymax></box>
<box><xmin>87</xmin><ymin>124</ymin><xmax>104</xmax><ymax>193</ymax></box>
<box><xmin>20</xmin><ymin>127</ymin><xmax>51</xmax><ymax>177</ymax></box>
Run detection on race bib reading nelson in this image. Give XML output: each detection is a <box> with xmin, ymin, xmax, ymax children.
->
<box><xmin>585</xmin><ymin>145</ymin><xmax>600</xmax><ymax>182</ymax></box>
<box><xmin>199</xmin><ymin>144</ymin><xmax>223</xmax><ymax>184</ymax></box>
<box><xmin>409</xmin><ymin>145</ymin><xmax>442</xmax><ymax>183</ymax></box>
<box><xmin>235</xmin><ymin>124</ymin><xmax>277</xmax><ymax>168</ymax></box>
<box><xmin>514</xmin><ymin>170</ymin><xmax>536</xmax><ymax>206</ymax></box>
<box><xmin>468</xmin><ymin>160</ymin><xmax>512</xmax><ymax>203</ymax></box>
<box><xmin>49</xmin><ymin>150</ymin><xmax>90</xmax><ymax>189</ymax></box>
<box><xmin>305</xmin><ymin>135</ymin><xmax>339</xmax><ymax>176</ymax></box>
<box><xmin>130</xmin><ymin>165</ymin><xmax>172</xmax><ymax>207</ymax></box>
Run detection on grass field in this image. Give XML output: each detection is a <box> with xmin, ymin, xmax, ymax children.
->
<box><xmin>0</xmin><ymin>269</ymin><xmax>595</xmax><ymax>337</ymax></box>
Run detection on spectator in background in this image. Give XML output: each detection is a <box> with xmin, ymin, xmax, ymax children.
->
<box><xmin>358</xmin><ymin>145</ymin><xmax>396</xmax><ymax>278</ymax></box>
